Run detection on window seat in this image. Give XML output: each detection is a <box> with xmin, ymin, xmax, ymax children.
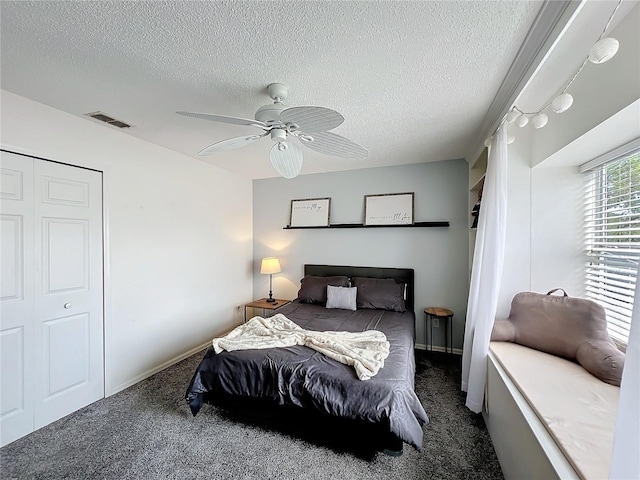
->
<box><xmin>485</xmin><ymin>342</ymin><xmax>620</xmax><ymax>480</ymax></box>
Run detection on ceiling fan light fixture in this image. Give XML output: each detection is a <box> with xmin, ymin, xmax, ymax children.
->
<box><xmin>271</xmin><ymin>128</ymin><xmax>287</xmax><ymax>142</ymax></box>
<box><xmin>270</xmin><ymin>141</ymin><xmax>303</xmax><ymax>179</ymax></box>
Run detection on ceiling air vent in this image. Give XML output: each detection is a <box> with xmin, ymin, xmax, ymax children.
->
<box><xmin>85</xmin><ymin>111</ymin><xmax>133</xmax><ymax>129</ymax></box>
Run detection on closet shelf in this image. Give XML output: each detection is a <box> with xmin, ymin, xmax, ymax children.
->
<box><xmin>470</xmin><ymin>174</ymin><xmax>485</xmax><ymax>192</ymax></box>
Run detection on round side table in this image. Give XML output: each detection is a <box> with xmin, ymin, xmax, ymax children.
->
<box><xmin>424</xmin><ymin>307</ymin><xmax>453</xmax><ymax>354</ymax></box>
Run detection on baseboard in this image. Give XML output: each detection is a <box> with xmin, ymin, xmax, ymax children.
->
<box><xmin>109</xmin><ymin>340</ymin><xmax>210</xmax><ymax>396</ymax></box>
<box><xmin>415</xmin><ymin>343</ymin><xmax>463</xmax><ymax>355</ymax></box>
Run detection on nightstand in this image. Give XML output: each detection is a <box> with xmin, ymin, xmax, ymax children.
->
<box><xmin>244</xmin><ymin>298</ymin><xmax>291</xmax><ymax>323</ymax></box>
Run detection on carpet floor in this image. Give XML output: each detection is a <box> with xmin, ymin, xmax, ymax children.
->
<box><xmin>1</xmin><ymin>350</ymin><xmax>504</xmax><ymax>479</ymax></box>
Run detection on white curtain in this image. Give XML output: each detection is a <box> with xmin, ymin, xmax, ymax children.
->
<box><xmin>609</xmin><ymin>267</ymin><xmax>640</xmax><ymax>479</ymax></box>
<box><xmin>461</xmin><ymin>125</ymin><xmax>508</xmax><ymax>413</ymax></box>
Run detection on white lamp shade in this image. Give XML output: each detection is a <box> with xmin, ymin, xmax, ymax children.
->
<box><xmin>589</xmin><ymin>37</ymin><xmax>619</xmax><ymax>64</ymax></box>
<box><xmin>260</xmin><ymin>257</ymin><xmax>281</xmax><ymax>275</ymax></box>
<box><xmin>484</xmin><ymin>137</ymin><xmax>493</xmax><ymax>147</ymax></box>
<box><xmin>270</xmin><ymin>141</ymin><xmax>303</xmax><ymax>179</ymax></box>
<box><xmin>506</xmin><ymin>134</ymin><xmax>515</xmax><ymax>145</ymax></box>
<box><xmin>531</xmin><ymin>113</ymin><xmax>548</xmax><ymax>129</ymax></box>
<box><xmin>515</xmin><ymin>115</ymin><xmax>529</xmax><ymax>128</ymax></box>
<box><xmin>551</xmin><ymin>93</ymin><xmax>574</xmax><ymax>113</ymax></box>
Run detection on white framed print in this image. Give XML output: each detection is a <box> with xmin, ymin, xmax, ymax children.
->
<box><xmin>364</xmin><ymin>192</ymin><xmax>414</xmax><ymax>225</ymax></box>
<box><xmin>289</xmin><ymin>197</ymin><xmax>331</xmax><ymax>227</ymax></box>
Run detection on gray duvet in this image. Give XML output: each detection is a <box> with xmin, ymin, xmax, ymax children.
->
<box><xmin>185</xmin><ymin>301</ymin><xmax>428</xmax><ymax>450</ymax></box>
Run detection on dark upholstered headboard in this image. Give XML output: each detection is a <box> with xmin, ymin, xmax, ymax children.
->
<box><xmin>304</xmin><ymin>264</ymin><xmax>415</xmax><ymax>312</ymax></box>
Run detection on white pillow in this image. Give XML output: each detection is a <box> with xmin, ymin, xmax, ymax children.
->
<box><xmin>326</xmin><ymin>285</ymin><xmax>357</xmax><ymax>311</ymax></box>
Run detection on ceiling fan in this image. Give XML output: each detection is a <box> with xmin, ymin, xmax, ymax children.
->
<box><xmin>177</xmin><ymin>83</ymin><xmax>368</xmax><ymax>178</ymax></box>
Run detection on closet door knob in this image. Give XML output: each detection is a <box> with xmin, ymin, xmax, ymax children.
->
<box><xmin>64</xmin><ymin>303</ymin><xmax>72</xmax><ymax>309</ymax></box>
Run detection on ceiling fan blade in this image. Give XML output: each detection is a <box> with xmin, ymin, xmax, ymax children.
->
<box><xmin>270</xmin><ymin>141</ymin><xmax>303</xmax><ymax>179</ymax></box>
<box><xmin>177</xmin><ymin>111</ymin><xmax>267</xmax><ymax>129</ymax></box>
<box><xmin>279</xmin><ymin>106</ymin><xmax>344</xmax><ymax>133</ymax></box>
<box><xmin>300</xmin><ymin>131</ymin><xmax>368</xmax><ymax>160</ymax></box>
<box><xmin>198</xmin><ymin>133</ymin><xmax>267</xmax><ymax>156</ymax></box>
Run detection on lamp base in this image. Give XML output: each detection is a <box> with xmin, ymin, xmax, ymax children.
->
<box><xmin>266</xmin><ymin>297</ymin><xmax>276</xmax><ymax>303</ymax></box>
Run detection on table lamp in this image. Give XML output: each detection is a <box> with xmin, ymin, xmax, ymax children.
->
<box><xmin>260</xmin><ymin>257</ymin><xmax>281</xmax><ymax>303</ymax></box>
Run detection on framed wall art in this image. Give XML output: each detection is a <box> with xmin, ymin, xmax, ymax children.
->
<box><xmin>289</xmin><ymin>197</ymin><xmax>331</xmax><ymax>227</ymax></box>
<box><xmin>364</xmin><ymin>192</ymin><xmax>414</xmax><ymax>226</ymax></box>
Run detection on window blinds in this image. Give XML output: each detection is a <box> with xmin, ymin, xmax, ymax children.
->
<box><xmin>584</xmin><ymin>148</ymin><xmax>640</xmax><ymax>346</ymax></box>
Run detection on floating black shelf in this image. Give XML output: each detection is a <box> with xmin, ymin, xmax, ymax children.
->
<box><xmin>283</xmin><ymin>221</ymin><xmax>449</xmax><ymax>230</ymax></box>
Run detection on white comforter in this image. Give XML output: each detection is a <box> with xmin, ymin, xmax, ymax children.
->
<box><xmin>212</xmin><ymin>314</ymin><xmax>390</xmax><ymax>380</ymax></box>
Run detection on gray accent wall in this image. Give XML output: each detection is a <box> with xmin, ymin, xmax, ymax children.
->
<box><xmin>252</xmin><ymin>160</ymin><xmax>469</xmax><ymax>352</ymax></box>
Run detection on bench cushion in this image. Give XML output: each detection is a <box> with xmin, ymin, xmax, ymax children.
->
<box><xmin>490</xmin><ymin>342</ymin><xmax>619</xmax><ymax>480</ymax></box>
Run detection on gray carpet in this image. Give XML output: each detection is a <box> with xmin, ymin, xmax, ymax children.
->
<box><xmin>1</xmin><ymin>350</ymin><xmax>504</xmax><ymax>479</ymax></box>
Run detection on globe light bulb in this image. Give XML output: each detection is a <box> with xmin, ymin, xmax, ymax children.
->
<box><xmin>507</xmin><ymin>134</ymin><xmax>515</xmax><ymax>145</ymax></box>
<box><xmin>506</xmin><ymin>110</ymin><xmax>520</xmax><ymax>123</ymax></box>
<box><xmin>515</xmin><ymin>115</ymin><xmax>529</xmax><ymax>128</ymax></box>
<box><xmin>484</xmin><ymin>137</ymin><xmax>492</xmax><ymax>148</ymax></box>
<box><xmin>531</xmin><ymin>113</ymin><xmax>548</xmax><ymax>129</ymax></box>
<box><xmin>551</xmin><ymin>93</ymin><xmax>574</xmax><ymax>113</ymax></box>
<box><xmin>589</xmin><ymin>37</ymin><xmax>619</xmax><ymax>64</ymax></box>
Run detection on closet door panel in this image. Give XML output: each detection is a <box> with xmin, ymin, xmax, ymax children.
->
<box><xmin>1</xmin><ymin>153</ymin><xmax>104</xmax><ymax>444</ymax></box>
<box><xmin>33</xmin><ymin>160</ymin><xmax>104</xmax><ymax>429</ymax></box>
<box><xmin>0</xmin><ymin>152</ymin><xmax>35</xmax><ymax>446</ymax></box>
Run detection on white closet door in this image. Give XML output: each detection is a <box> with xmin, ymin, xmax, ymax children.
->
<box><xmin>0</xmin><ymin>151</ymin><xmax>104</xmax><ymax>446</ymax></box>
<box><xmin>33</xmin><ymin>159</ymin><xmax>104</xmax><ymax>428</ymax></box>
<box><xmin>0</xmin><ymin>153</ymin><xmax>36</xmax><ymax>446</ymax></box>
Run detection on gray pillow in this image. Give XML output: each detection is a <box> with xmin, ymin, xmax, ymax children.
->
<box><xmin>297</xmin><ymin>275</ymin><xmax>350</xmax><ymax>304</ymax></box>
<box><xmin>352</xmin><ymin>277</ymin><xmax>406</xmax><ymax>312</ymax></box>
<box><xmin>491</xmin><ymin>291</ymin><xmax>625</xmax><ymax>386</ymax></box>
<box><xmin>326</xmin><ymin>285</ymin><xmax>357</xmax><ymax>311</ymax></box>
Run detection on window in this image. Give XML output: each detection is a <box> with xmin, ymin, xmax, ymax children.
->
<box><xmin>584</xmin><ymin>145</ymin><xmax>640</xmax><ymax>348</ymax></box>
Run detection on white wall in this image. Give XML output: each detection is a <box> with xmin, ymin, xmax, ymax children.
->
<box><xmin>495</xmin><ymin>129</ymin><xmax>533</xmax><ymax>319</ymax></box>
<box><xmin>1</xmin><ymin>91</ymin><xmax>253</xmax><ymax>395</ymax></box>
<box><xmin>531</xmin><ymin>166</ymin><xmax>586</xmax><ymax>298</ymax></box>
<box><xmin>252</xmin><ymin>160</ymin><xmax>469</xmax><ymax>351</ymax></box>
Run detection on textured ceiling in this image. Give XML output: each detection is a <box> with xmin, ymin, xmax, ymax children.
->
<box><xmin>0</xmin><ymin>0</ymin><xmax>546</xmax><ymax>179</ymax></box>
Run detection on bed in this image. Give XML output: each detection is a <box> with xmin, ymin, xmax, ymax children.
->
<box><xmin>185</xmin><ymin>264</ymin><xmax>428</xmax><ymax>455</ymax></box>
